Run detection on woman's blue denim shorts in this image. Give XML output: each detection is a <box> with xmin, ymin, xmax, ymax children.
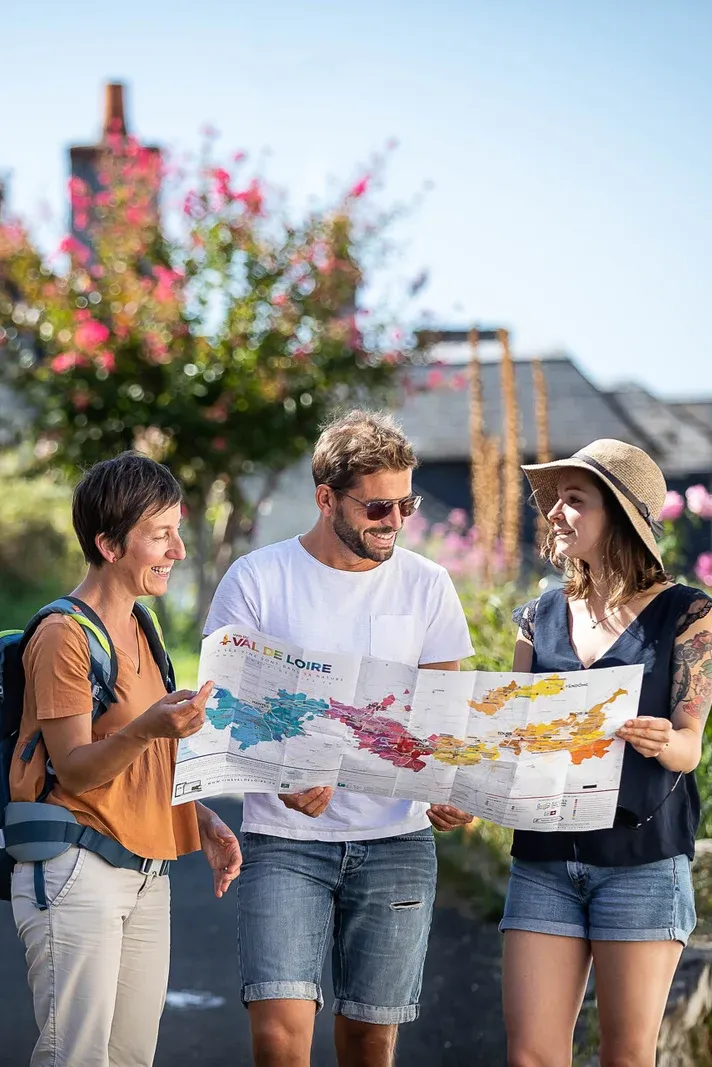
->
<box><xmin>500</xmin><ymin>856</ymin><xmax>696</xmax><ymax>944</ymax></box>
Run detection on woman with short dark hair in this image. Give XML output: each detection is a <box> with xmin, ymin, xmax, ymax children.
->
<box><xmin>10</xmin><ymin>451</ymin><xmax>241</xmax><ymax>1067</ymax></box>
<box><xmin>501</xmin><ymin>439</ymin><xmax>712</xmax><ymax>1067</ymax></box>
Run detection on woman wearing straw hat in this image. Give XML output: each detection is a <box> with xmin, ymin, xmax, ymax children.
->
<box><xmin>501</xmin><ymin>439</ymin><xmax>712</xmax><ymax>1067</ymax></box>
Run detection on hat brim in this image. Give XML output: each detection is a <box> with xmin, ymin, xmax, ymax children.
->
<box><xmin>522</xmin><ymin>458</ymin><xmax>664</xmax><ymax>568</ymax></box>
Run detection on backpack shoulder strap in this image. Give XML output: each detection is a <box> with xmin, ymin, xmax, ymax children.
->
<box><xmin>21</xmin><ymin>597</ymin><xmax>118</xmax><ymax>718</ymax></box>
<box><xmin>133</xmin><ymin>603</ymin><xmax>176</xmax><ymax>694</ymax></box>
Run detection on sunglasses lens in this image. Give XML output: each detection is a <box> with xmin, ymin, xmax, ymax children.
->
<box><xmin>399</xmin><ymin>496</ymin><xmax>421</xmax><ymax>517</ymax></box>
<box><xmin>365</xmin><ymin>501</ymin><xmax>392</xmax><ymax>521</ymax></box>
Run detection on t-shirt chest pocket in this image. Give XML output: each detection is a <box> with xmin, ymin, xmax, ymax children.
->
<box><xmin>369</xmin><ymin>614</ymin><xmax>420</xmax><ymax>665</ymax></box>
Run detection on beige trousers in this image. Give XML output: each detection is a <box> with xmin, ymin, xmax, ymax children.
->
<box><xmin>12</xmin><ymin>846</ymin><xmax>170</xmax><ymax>1067</ymax></box>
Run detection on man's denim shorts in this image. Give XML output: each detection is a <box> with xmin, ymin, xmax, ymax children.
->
<box><xmin>236</xmin><ymin>829</ymin><xmax>437</xmax><ymax>1024</ymax></box>
<box><xmin>500</xmin><ymin>856</ymin><xmax>696</xmax><ymax>944</ymax></box>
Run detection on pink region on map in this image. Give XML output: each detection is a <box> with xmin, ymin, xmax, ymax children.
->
<box><xmin>324</xmin><ymin>697</ymin><xmax>435</xmax><ymax>770</ymax></box>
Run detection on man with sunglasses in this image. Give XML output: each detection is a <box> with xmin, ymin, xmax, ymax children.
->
<box><xmin>205</xmin><ymin>409</ymin><xmax>474</xmax><ymax>1067</ymax></box>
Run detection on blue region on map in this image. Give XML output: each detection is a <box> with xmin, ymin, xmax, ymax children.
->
<box><xmin>208</xmin><ymin>686</ymin><xmax>329</xmax><ymax>750</ymax></box>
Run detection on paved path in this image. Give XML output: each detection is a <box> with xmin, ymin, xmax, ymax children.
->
<box><xmin>0</xmin><ymin>801</ymin><xmax>507</xmax><ymax>1066</ymax></box>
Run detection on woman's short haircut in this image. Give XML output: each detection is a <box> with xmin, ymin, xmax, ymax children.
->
<box><xmin>312</xmin><ymin>410</ymin><xmax>417</xmax><ymax>489</ymax></box>
<box><xmin>72</xmin><ymin>451</ymin><xmax>182</xmax><ymax>567</ymax></box>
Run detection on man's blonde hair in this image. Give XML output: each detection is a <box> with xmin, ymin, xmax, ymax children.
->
<box><xmin>311</xmin><ymin>410</ymin><xmax>417</xmax><ymax>489</ymax></box>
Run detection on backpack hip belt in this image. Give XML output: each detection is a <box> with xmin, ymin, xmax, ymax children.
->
<box><xmin>2</xmin><ymin>803</ymin><xmax>170</xmax><ymax>909</ymax></box>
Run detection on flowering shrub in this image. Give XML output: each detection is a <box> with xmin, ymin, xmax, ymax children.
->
<box><xmin>401</xmin><ymin>509</ymin><xmax>527</xmax><ymax>671</ymax></box>
<box><xmin>0</xmin><ymin>132</ymin><xmax>417</xmax><ymax>621</ymax></box>
<box><xmin>657</xmin><ymin>486</ymin><xmax>712</xmax><ymax>585</ymax></box>
<box><xmin>402</xmin><ymin>508</ymin><xmax>508</xmax><ymax>583</ymax></box>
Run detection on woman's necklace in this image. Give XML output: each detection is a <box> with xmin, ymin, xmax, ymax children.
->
<box><xmin>588</xmin><ymin>605</ymin><xmax>621</xmax><ymax>629</ymax></box>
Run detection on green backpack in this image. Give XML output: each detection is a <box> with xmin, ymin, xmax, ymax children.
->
<box><xmin>0</xmin><ymin>596</ymin><xmax>175</xmax><ymax>903</ymax></box>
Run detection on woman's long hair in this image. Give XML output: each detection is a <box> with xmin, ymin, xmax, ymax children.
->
<box><xmin>541</xmin><ymin>481</ymin><xmax>670</xmax><ymax>607</ymax></box>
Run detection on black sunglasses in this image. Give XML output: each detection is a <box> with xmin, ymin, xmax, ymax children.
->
<box><xmin>331</xmin><ymin>489</ymin><xmax>423</xmax><ymax>522</ymax></box>
<box><xmin>614</xmin><ymin>772</ymin><xmax>683</xmax><ymax>830</ymax></box>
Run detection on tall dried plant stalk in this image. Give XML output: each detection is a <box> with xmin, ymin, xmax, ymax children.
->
<box><xmin>499</xmin><ymin>328</ymin><xmax>521</xmax><ymax>575</ymax></box>
<box><xmin>468</xmin><ymin>327</ymin><xmax>484</xmax><ymax>522</ymax></box>
<box><xmin>481</xmin><ymin>435</ymin><xmax>502</xmax><ymax>582</ymax></box>
<box><xmin>468</xmin><ymin>327</ymin><xmax>502</xmax><ymax>581</ymax></box>
<box><xmin>531</xmin><ymin>358</ymin><xmax>551</xmax><ymax>548</ymax></box>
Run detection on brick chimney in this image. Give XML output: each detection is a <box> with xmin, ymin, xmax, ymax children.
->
<box><xmin>103</xmin><ymin>83</ymin><xmax>127</xmax><ymax>138</ymax></box>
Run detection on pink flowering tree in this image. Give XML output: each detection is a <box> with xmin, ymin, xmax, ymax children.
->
<box><xmin>0</xmin><ymin>134</ymin><xmax>413</xmax><ymax>625</ymax></box>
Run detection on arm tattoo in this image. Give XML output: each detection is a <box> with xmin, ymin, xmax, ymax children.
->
<box><xmin>672</xmin><ymin>629</ymin><xmax>712</xmax><ymax>722</ymax></box>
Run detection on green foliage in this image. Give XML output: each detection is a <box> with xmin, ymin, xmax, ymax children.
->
<box><xmin>458</xmin><ymin>581</ymin><xmax>524</xmax><ymax>672</ymax></box>
<box><xmin>0</xmin><ymin>452</ymin><xmax>84</xmax><ymax>626</ymax></box>
<box><xmin>696</xmin><ymin>735</ymin><xmax>712</xmax><ymax>840</ymax></box>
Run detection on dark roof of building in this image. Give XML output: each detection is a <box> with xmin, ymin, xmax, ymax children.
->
<box><xmin>668</xmin><ymin>401</ymin><xmax>712</xmax><ymax>438</ymax></box>
<box><xmin>397</xmin><ymin>354</ymin><xmax>653</xmax><ymax>464</ymax></box>
<box><xmin>607</xmin><ymin>385</ymin><xmax>712</xmax><ymax>477</ymax></box>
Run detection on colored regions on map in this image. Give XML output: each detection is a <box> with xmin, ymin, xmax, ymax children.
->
<box><xmin>499</xmin><ymin>688</ymin><xmax>627</xmax><ymax>762</ymax></box>
<box><xmin>208</xmin><ymin>686</ymin><xmax>327</xmax><ymax>750</ymax></box>
<box><xmin>324</xmin><ymin>697</ymin><xmax>436</xmax><ymax>770</ymax></box>
<box><xmin>427</xmin><ymin>735</ymin><xmax>501</xmax><ymax>766</ymax></box>
<box><xmin>205</xmin><ymin>682</ymin><xmax>626</xmax><ymax>769</ymax></box>
<box><xmin>469</xmin><ymin>674</ymin><xmax>567</xmax><ymax>716</ymax></box>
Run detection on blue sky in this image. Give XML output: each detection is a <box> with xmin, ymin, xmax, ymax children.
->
<box><xmin>2</xmin><ymin>0</ymin><xmax>710</xmax><ymax>397</ymax></box>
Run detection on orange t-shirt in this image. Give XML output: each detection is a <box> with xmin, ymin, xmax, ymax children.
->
<box><xmin>10</xmin><ymin>614</ymin><xmax>200</xmax><ymax>861</ymax></box>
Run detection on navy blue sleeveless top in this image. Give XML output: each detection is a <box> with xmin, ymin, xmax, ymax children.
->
<box><xmin>511</xmin><ymin>583</ymin><xmax>712</xmax><ymax>867</ymax></box>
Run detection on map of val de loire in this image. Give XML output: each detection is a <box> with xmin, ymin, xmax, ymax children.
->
<box><xmin>172</xmin><ymin>627</ymin><xmax>644</xmax><ymax>832</ymax></box>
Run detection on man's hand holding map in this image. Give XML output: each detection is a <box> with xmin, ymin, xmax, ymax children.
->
<box><xmin>172</xmin><ymin>626</ymin><xmax>644</xmax><ymax>832</ymax></box>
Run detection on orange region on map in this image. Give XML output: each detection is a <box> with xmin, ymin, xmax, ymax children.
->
<box><xmin>499</xmin><ymin>688</ymin><xmax>628</xmax><ymax>760</ymax></box>
<box><xmin>469</xmin><ymin>674</ymin><xmax>567</xmax><ymax>716</ymax></box>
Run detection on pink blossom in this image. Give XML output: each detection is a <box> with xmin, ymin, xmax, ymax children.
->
<box><xmin>686</xmin><ymin>485</ymin><xmax>712</xmax><ymax>519</ymax></box>
<box><xmin>74</xmin><ymin>212</ymin><xmax>89</xmax><ymax>231</ymax></box>
<box><xmin>95</xmin><ymin>351</ymin><xmax>116</xmax><ymax>373</ymax></box>
<box><xmin>183</xmin><ymin>190</ymin><xmax>205</xmax><ymax>219</ymax></box>
<box><xmin>153</xmin><ymin>266</ymin><xmax>182</xmax><ymax>303</ymax></box>
<box><xmin>272</xmin><ymin>293</ymin><xmax>287</xmax><ymax>307</ymax></box>
<box><xmin>210</xmin><ymin>167</ymin><xmax>232</xmax><ymax>199</ymax></box>
<box><xmin>125</xmin><ymin>204</ymin><xmax>149</xmax><ymax>226</ymax></box>
<box><xmin>426</xmin><ymin>368</ymin><xmax>445</xmax><ymax>389</ymax></box>
<box><xmin>235</xmin><ymin>178</ymin><xmax>264</xmax><ymax>215</ymax></box>
<box><xmin>74</xmin><ymin>319</ymin><xmax>110</xmax><ymax>351</ymax></box>
<box><xmin>0</xmin><ymin>220</ymin><xmax>27</xmax><ymax>252</ymax></box>
<box><xmin>233</xmin><ymin>151</ymin><xmax>247</xmax><ymax>164</ymax></box>
<box><xmin>448</xmin><ymin>508</ymin><xmax>469</xmax><ymax>530</ymax></box>
<box><xmin>451</xmin><ymin>372</ymin><xmax>468</xmax><ymax>391</ymax></box>
<box><xmin>695</xmin><ymin>552</ymin><xmax>712</xmax><ymax>587</ymax></box>
<box><xmin>68</xmin><ymin>177</ymin><xmax>88</xmax><ymax>198</ymax></box>
<box><xmin>57</xmin><ymin>235</ymin><xmax>91</xmax><ymax>265</ymax></box>
<box><xmin>200</xmin><ymin>124</ymin><xmax>219</xmax><ymax>140</ymax></box>
<box><xmin>403</xmin><ymin>512</ymin><xmax>427</xmax><ymax>546</ymax></box>
<box><xmin>444</xmin><ymin>531</ymin><xmax>467</xmax><ymax>554</ymax></box>
<box><xmin>50</xmin><ymin>352</ymin><xmax>79</xmax><ymax>373</ymax></box>
<box><xmin>659</xmin><ymin>491</ymin><xmax>685</xmax><ymax>521</ymax></box>
<box><xmin>349</xmin><ymin>176</ymin><xmax>370</xmax><ymax>199</ymax></box>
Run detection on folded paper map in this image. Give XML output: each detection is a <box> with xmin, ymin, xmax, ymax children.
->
<box><xmin>172</xmin><ymin>626</ymin><xmax>644</xmax><ymax>832</ymax></box>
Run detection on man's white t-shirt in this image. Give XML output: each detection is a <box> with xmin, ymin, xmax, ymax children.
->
<box><xmin>204</xmin><ymin>536</ymin><xmax>474</xmax><ymax>842</ymax></box>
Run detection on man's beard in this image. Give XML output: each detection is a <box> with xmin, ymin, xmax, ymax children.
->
<box><xmin>332</xmin><ymin>507</ymin><xmax>397</xmax><ymax>563</ymax></box>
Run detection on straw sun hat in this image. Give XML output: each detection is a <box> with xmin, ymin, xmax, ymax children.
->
<box><xmin>522</xmin><ymin>439</ymin><xmax>667</xmax><ymax>568</ymax></box>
